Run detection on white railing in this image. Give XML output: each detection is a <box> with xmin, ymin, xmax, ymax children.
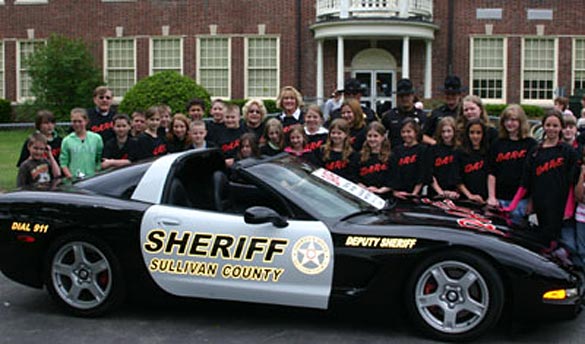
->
<box><xmin>316</xmin><ymin>0</ymin><xmax>433</xmax><ymax>20</ymax></box>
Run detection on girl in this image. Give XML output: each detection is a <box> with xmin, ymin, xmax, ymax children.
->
<box><xmin>504</xmin><ymin>111</ymin><xmax>579</xmax><ymax>243</ymax></box>
<box><xmin>216</xmin><ymin>104</ymin><xmax>246</xmax><ymax>167</ymax></box>
<box><xmin>276</xmin><ymin>86</ymin><xmax>304</xmax><ymax>133</ymax></box>
<box><xmin>456</xmin><ymin>119</ymin><xmax>490</xmax><ymax>203</ymax></box>
<box><xmin>487</xmin><ymin>105</ymin><xmax>537</xmax><ymax>224</ymax></box>
<box><xmin>314</xmin><ymin>118</ymin><xmax>358</xmax><ymax>182</ymax></box>
<box><xmin>303</xmin><ymin>104</ymin><xmax>329</xmax><ymax>153</ymax></box>
<box><xmin>60</xmin><ymin>108</ymin><xmax>103</xmax><ymax>179</ymax></box>
<box><xmin>260</xmin><ymin>118</ymin><xmax>285</xmax><ymax>156</ymax></box>
<box><xmin>237</xmin><ymin>133</ymin><xmax>260</xmax><ymax>160</ymax></box>
<box><xmin>157</xmin><ymin>104</ymin><xmax>172</xmax><ymax>137</ymax></box>
<box><xmin>340</xmin><ymin>98</ymin><xmax>367</xmax><ymax>151</ymax></box>
<box><xmin>428</xmin><ymin>116</ymin><xmax>460</xmax><ymax>199</ymax></box>
<box><xmin>358</xmin><ymin>121</ymin><xmax>392</xmax><ymax>198</ymax></box>
<box><xmin>243</xmin><ymin>99</ymin><xmax>267</xmax><ymax>143</ymax></box>
<box><xmin>17</xmin><ymin>110</ymin><xmax>62</xmax><ymax>167</ymax></box>
<box><xmin>389</xmin><ymin>118</ymin><xmax>428</xmax><ymax>199</ymax></box>
<box><xmin>101</xmin><ymin>113</ymin><xmax>133</xmax><ymax>169</ymax></box>
<box><xmin>129</xmin><ymin>105</ymin><xmax>168</xmax><ymax>162</ymax></box>
<box><xmin>166</xmin><ymin>113</ymin><xmax>192</xmax><ymax>153</ymax></box>
<box><xmin>206</xmin><ymin>99</ymin><xmax>226</xmax><ymax>144</ymax></box>
<box><xmin>456</xmin><ymin>95</ymin><xmax>498</xmax><ymax>146</ymax></box>
<box><xmin>284</xmin><ymin>124</ymin><xmax>311</xmax><ymax>158</ymax></box>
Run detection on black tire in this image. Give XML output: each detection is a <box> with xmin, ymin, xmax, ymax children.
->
<box><xmin>405</xmin><ymin>250</ymin><xmax>504</xmax><ymax>341</ymax></box>
<box><xmin>43</xmin><ymin>232</ymin><xmax>125</xmax><ymax>317</ymax></box>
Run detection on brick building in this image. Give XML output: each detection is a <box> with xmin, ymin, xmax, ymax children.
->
<box><xmin>0</xmin><ymin>0</ymin><xmax>584</xmax><ymax>114</ymax></box>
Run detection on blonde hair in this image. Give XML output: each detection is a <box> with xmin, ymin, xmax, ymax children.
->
<box><xmin>360</xmin><ymin>121</ymin><xmax>390</xmax><ymax>163</ymax></box>
<box><xmin>435</xmin><ymin>116</ymin><xmax>458</xmax><ymax>146</ymax></box>
<box><xmin>498</xmin><ymin>104</ymin><xmax>530</xmax><ymax>139</ymax></box>
<box><xmin>263</xmin><ymin>118</ymin><xmax>285</xmax><ymax>149</ymax></box>
<box><xmin>276</xmin><ymin>86</ymin><xmax>303</xmax><ymax>110</ymax></box>
<box><xmin>456</xmin><ymin>95</ymin><xmax>491</xmax><ymax>136</ymax></box>
<box><xmin>242</xmin><ymin>98</ymin><xmax>267</xmax><ymax>122</ymax></box>
<box><xmin>323</xmin><ymin>118</ymin><xmax>353</xmax><ymax>162</ymax></box>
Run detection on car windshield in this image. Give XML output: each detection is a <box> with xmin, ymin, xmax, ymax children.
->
<box><xmin>246</xmin><ymin>156</ymin><xmax>385</xmax><ymax>220</ymax></box>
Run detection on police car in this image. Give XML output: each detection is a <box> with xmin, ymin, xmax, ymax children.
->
<box><xmin>0</xmin><ymin>149</ymin><xmax>581</xmax><ymax>341</ymax></box>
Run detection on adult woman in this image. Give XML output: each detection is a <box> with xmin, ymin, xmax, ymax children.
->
<box><xmin>340</xmin><ymin>98</ymin><xmax>367</xmax><ymax>151</ymax></box>
<box><xmin>242</xmin><ymin>98</ymin><xmax>267</xmax><ymax>143</ymax></box>
<box><xmin>276</xmin><ymin>86</ymin><xmax>304</xmax><ymax>133</ymax></box>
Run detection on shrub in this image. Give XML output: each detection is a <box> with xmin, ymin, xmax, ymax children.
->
<box><xmin>119</xmin><ymin>71</ymin><xmax>211</xmax><ymax>115</ymax></box>
<box><xmin>0</xmin><ymin>99</ymin><xmax>12</xmax><ymax>123</ymax></box>
<box><xmin>485</xmin><ymin>104</ymin><xmax>545</xmax><ymax>119</ymax></box>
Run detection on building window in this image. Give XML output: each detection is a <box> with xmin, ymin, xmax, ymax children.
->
<box><xmin>522</xmin><ymin>37</ymin><xmax>557</xmax><ymax>103</ymax></box>
<box><xmin>471</xmin><ymin>37</ymin><xmax>506</xmax><ymax>102</ymax></box>
<box><xmin>245</xmin><ymin>36</ymin><xmax>279</xmax><ymax>98</ymax></box>
<box><xmin>0</xmin><ymin>41</ymin><xmax>4</xmax><ymax>99</ymax></box>
<box><xmin>17</xmin><ymin>40</ymin><xmax>45</xmax><ymax>101</ymax></box>
<box><xmin>14</xmin><ymin>0</ymin><xmax>49</xmax><ymax>4</ymax></box>
<box><xmin>197</xmin><ymin>37</ymin><xmax>230</xmax><ymax>99</ymax></box>
<box><xmin>573</xmin><ymin>39</ymin><xmax>585</xmax><ymax>94</ymax></box>
<box><xmin>104</xmin><ymin>38</ymin><xmax>136</xmax><ymax>99</ymax></box>
<box><xmin>150</xmin><ymin>37</ymin><xmax>183</xmax><ymax>75</ymax></box>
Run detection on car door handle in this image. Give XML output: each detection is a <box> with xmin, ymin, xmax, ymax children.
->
<box><xmin>159</xmin><ymin>219</ymin><xmax>181</xmax><ymax>226</ymax></box>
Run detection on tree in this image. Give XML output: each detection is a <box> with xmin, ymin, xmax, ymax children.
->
<box><xmin>118</xmin><ymin>71</ymin><xmax>211</xmax><ymax>115</ymax></box>
<box><xmin>27</xmin><ymin>34</ymin><xmax>102</xmax><ymax>121</ymax></box>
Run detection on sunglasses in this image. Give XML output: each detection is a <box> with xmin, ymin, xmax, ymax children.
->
<box><xmin>99</xmin><ymin>95</ymin><xmax>112</xmax><ymax>100</ymax></box>
<box><xmin>249</xmin><ymin>109</ymin><xmax>261</xmax><ymax>114</ymax></box>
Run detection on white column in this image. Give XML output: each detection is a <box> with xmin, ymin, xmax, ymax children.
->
<box><xmin>337</xmin><ymin>36</ymin><xmax>345</xmax><ymax>91</ymax></box>
<box><xmin>317</xmin><ymin>40</ymin><xmax>324</xmax><ymax>105</ymax></box>
<box><xmin>399</xmin><ymin>0</ymin><xmax>409</xmax><ymax>18</ymax></box>
<box><xmin>402</xmin><ymin>36</ymin><xmax>410</xmax><ymax>79</ymax></box>
<box><xmin>340</xmin><ymin>0</ymin><xmax>349</xmax><ymax>19</ymax></box>
<box><xmin>424</xmin><ymin>40</ymin><xmax>432</xmax><ymax>98</ymax></box>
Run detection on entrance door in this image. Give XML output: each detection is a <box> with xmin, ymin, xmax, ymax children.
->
<box><xmin>354</xmin><ymin>71</ymin><xmax>394</xmax><ymax>115</ymax></box>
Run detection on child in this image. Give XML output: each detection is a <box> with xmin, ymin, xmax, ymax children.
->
<box><xmin>190</xmin><ymin>120</ymin><xmax>215</xmax><ymax>149</ymax></box>
<box><xmin>216</xmin><ymin>103</ymin><xmax>246</xmax><ymax>167</ymax></box>
<box><xmin>284</xmin><ymin>124</ymin><xmax>311</xmax><ymax>158</ymax></box>
<box><xmin>358</xmin><ymin>121</ymin><xmax>392</xmax><ymax>198</ymax></box>
<box><xmin>314</xmin><ymin>118</ymin><xmax>358</xmax><ymax>182</ymax></box>
<box><xmin>562</xmin><ymin>114</ymin><xmax>580</xmax><ymax>150</ymax></box>
<box><xmin>340</xmin><ymin>98</ymin><xmax>367</xmax><ymax>151</ymax></box>
<box><xmin>60</xmin><ymin>108</ymin><xmax>104</xmax><ymax>179</ymax></box>
<box><xmin>505</xmin><ymin>111</ymin><xmax>579</xmax><ymax>244</ymax></box>
<box><xmin>260</xmin><ymin>118</ymin><xmax>285</xmax><ymax>156</ymax></box>
<box><xmin>129</xmin><ymin>105</ymin><xmax>167</xmax><ymax>162</ymax></box>
<box><xmin>389</xmin><ymin>118</ymin><xmax>428</xmax><ymax>199</ymax></box>
<box><xmin>456</xmin><ymin>119</ymin><xmax>489</xmax><ymax>203</ymax></box>
<box><xmin>157</xmin><ymin>104</ymin><xmax>172</xmax><ymax>137</ymax></box>
<box><xmin>101</xmin><ymin>114</ymin><xmax>133</xmax><ymax>169</ymax></box>
<box><xmin>428</xmin><ymin>116</ymin><xmax>460</xmax><ymax>199</ymax></box>
<box><xmin>577</xmin><ymin>108</ymin><xmax>585</xmax><ymax>136</ymax></box>
<box><xmin>237</xmin><ymin>133</ymin><xmax>260</xmax><ymax>160</ymax></box>
<box><xmin>303</xmin><ymin>104</ymin><xmax>328</xmax><ymax>153</ymax></box>
<box><xmin>17</xmin><ymin>132</ymin><xmax>60</xmax><ymax>187</ymax></box>
<box><xmin>456</xmin><ymin>95</ymin><xmax>498</xmax><ymax>146</ymax></box>
<box><xmin>186</xmin><ymin>98</ymin><xmax>206</xmax><ymax>121</ymax></box>
<box><xmin>207</xmin><ymin>99</ymin><xmax>226</xmax><ymax>144</ymax></box>
<box><xmin>573</xmin><ymin>165</ymin><xmax>585</xmax><ymax>266</ymax></box>
<box><xmin>487</xmin><ymin>104</ymin><xmax>537</xmax><ymax>224</ymax></box>
<box><xmin>166</xmin><ymin>113</ymin><xmax>192</xmax><ymax>153</ymax></box>
<box><xmin>130</xmin><ymin>111</ymin><xmax>146</xmax><ymax>138</ymax></box>
<box><xmin>17</xmin><ymin>110</ymin><xmax>62</xmax><ymax>167</ymax></box>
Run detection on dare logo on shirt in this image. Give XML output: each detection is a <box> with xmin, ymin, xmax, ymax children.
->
<box><xmin>153</xmin><ymin>144</ymin><xmax>167</xmax><ymax>156</ymax></box>
<box><xmin>536</xmin><ymin>157</ymin><xmax>564</xmax><ymax>176</ymax></box>
<box><xmin>435</xmin><ymin>155</ymin><xmax>454</xmax><ymax>167</ymax></box>
<box><xmin>398</xmin><ymin>155</ymin><xmax>417</xmax><ymax>166</ymax></box>
<box><xmin>305</xmin><ymin>140</ymin><xmax>324</xmax><ymax>152</ymax></box>
<box><xmin>496</xmin><ymin>149</ymin><xmax>527</xmax><ymax>162</ymax></box>
<box><xmin>464</xmin><ymin>160</ymin><xmax>484</xmax><ymax>174</ymax></box>
<box><xmin>222</xmin><ymin>139</ymin><xmax>240</xmax><ymax>153</ymax></box>
<box><xmin>326</xmin><ymin>160</ymin><xmax>348</xmax><ymax>171</ymax></box>
<box><xmin>91</xmin><ymin>121</ymin><xmax>114</xmax><ymax>134</ymax></box>
<box><xmin>360</xmin><ymin>163</ymin><xmax>388</xmax><ymax>176</ymax></box>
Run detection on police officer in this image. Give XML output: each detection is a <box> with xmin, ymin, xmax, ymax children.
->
<box><xmin>381</xmin><ymin>78</ymin><xmax>428</xmax><ymax>147</ymax></box>
<box><xmin>328</xmin><ymin>78</ymin><xmax>377</xmax><ymax>126</ymax></box>
<box><xmin>424</xmin><ymin>75</ymin><xmax>466</xmax><ymax>145</ymax></box>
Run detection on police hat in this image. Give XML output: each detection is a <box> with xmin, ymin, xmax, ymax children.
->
<box><xmin>440</xmin><ymin>75</ymin><xmax>467</xmax><ymax>93</ymax></box>
<box><xmin>344</xmin><ymin>78</ymin><xmax>364</xmax><ymax>95</ymax></box>
<box><xmin>396</xmin><ymin>78</ymin><xmax>415</xmax><ymax>95</ymax></box>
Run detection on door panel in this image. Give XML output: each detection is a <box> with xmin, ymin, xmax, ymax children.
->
<box><xmin>140</xmin><ymin>205</ymin><xmax>334</xmax><ymax>309</ymax></box>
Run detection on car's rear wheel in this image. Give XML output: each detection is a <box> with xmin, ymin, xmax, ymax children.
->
<box><xmin>44</xmin><ymin>233</ymin><xmax>124</xmax><ymax>317</ymax></box>
<box><xmin>405</xmin><ymin>250</ymin><xmax>504</xmax><ymax>341</ymax></box>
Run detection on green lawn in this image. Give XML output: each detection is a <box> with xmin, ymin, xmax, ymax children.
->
<box><xmin>0</xmin><ymin>129</ymin><xmax>33</xmax><ymax>192</ymax></box>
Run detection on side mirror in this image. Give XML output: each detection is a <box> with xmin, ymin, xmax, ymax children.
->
<box><xmin>244</xmin><ymin>206</ymin><xmax>288</xmax><ymax>228</ymax></box>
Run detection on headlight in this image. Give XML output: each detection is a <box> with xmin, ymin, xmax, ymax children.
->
<box><xmin>542</xmin><ymin>288</ymin><xmax>579</xmax><ymax>301</ymax></box>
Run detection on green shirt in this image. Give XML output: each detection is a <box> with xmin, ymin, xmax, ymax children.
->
<box><xmin>60</xmin><ymin>131</ymin><xmax>103</xmax><ymax>178</ymax></box>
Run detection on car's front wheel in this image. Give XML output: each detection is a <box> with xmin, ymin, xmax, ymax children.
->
<box><xmin>44</xmin><ymin>233</ymin><xmax>124</xmax><ymax>317</ymax></box>
<box><xmin>405</xmin><ymin>250</ymin><xmax>504</xmax><ymax>341</ymax></box>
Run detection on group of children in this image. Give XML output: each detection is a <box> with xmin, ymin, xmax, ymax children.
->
<box><xmin>15</xmin><ymin>87</ymin><xmax>585</xmax><ymax>265</ymax></box>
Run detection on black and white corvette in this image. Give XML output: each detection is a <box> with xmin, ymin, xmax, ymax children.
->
<box><xmin>0</xmin><ymin>149</ymin><xmax>582</xmax><ymax>341</ymax></box>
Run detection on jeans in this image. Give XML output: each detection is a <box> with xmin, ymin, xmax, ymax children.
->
<box><xmin>499</xmin><ymin>198</ymin><xmax>528</xmax><ymax>227</ymax></box>
<box><xmin>562</xmin><ymin>220</ymin><xmax>585</xmax><ymax>267</ymax></box>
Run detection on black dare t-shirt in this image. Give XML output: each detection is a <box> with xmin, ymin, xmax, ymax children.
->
<box><xmin>389</xmin><ymin>143</ymin><xmax>429</xmax><ymax>193</ymax></box>
<box><xmin>488</xmin><ymin>137</ymin><xmax>537</xmax><ymax>200</ymax></box>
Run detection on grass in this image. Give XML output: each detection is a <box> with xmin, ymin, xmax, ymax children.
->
<box><xmin>0</xmin><ymin>129</ymin><xmax>33</xmax><ymax>192</ymax></box>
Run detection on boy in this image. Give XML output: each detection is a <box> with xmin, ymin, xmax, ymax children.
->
<box><xmin>102</xmin><ymin>114</ymin><xmax>133</xmax><ymax>169</ymax></box>
<box><xmin>186</xmin><ymin>98</ymin><xmax>206</xmax><ymax>121</ymax></box>
<box><xmin>190</xmin><ymin>120</ymin><xmax>214</xmax><ymax>149</ymax></box>
<box><xmin>130</xmin><ymin>111</ymin><xmax>146</xmax><ymax>137</ymax></box>
<box><xmin>17</xmin><ymin>132</ymin><xmax>61</xmax><ymax>187</ymax></box>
